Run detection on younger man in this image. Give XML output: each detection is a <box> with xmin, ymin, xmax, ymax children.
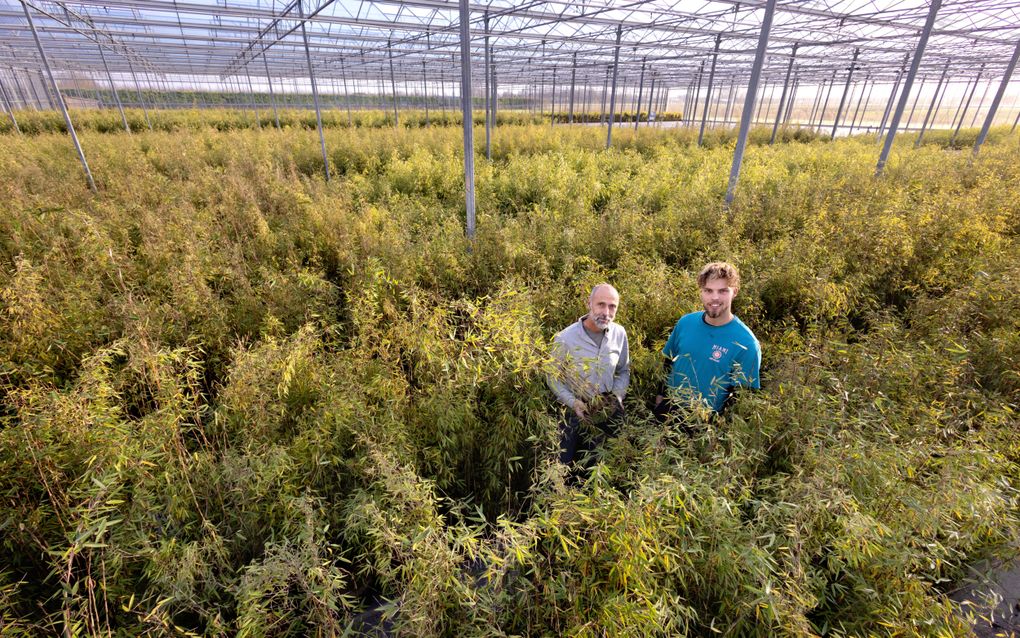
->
<box><xmin>655</xmin><ymin>262</ymin><xmax>760</xmax><ymax>419</ymax></box>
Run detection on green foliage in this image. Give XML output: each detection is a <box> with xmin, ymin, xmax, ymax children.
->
<box><xmin>1</xmin><ymin>113</ymin><xmax>1019</xmax><ymax>636</ymax></box>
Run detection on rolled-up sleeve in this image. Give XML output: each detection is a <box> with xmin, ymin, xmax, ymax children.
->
<box><xmin>612</xmin><ymin>331</ymin><xmax>630</xmax><ymax>401</ymax></box>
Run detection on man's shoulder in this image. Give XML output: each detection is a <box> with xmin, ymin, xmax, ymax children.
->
<box><xmin>553</xmin><ymin>319</ymin><xmax>580</xmax><ymax>339</ymax></box>
<box><xmin>553</xmin><ymin>320</ymin><xmax>586</xmax><ymax>350</ymax></box>
<box><xmin>666</xmin><ymin>312</ymin><xmax>704</xmax><ymax>342</ymax></box>
<box><xmin>677</xmin><ymin>311</ymin><xmax>705</xmax><ymax>328</ymax></box>
<box><xmin>729</xmin><ymin>315</ymin><xmax>757</xmax><ymax>336</ymax></box>
<box><xmin>728</xmin><ymin>316</ymin><xmax>761</xmax><ymax>348</ymax></box>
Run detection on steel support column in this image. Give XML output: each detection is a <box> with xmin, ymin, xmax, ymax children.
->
<box><xmin>969</xmin><ymin>80</ymin><xmax>994</xmax><ymax>129</ymax></box>
<box><xmin>21</xmin><ymin>0</ymin><xmax>94</xmax><ymax>191</ymax></box>
<box><xmin>539</xmin><ymin>40</ymin><xmax>546</xmax><ymax>116</ymax></box>
<box><xmin>10</xmin><ymin>71</ymin><xmax>29</xmax><ymax>109</ymax></box>
<box><xmin>422</xmin><ymin>61</ymin><xmax>430</xmax><ymax>126</ymax></box>
<box><xmin>569</xmin><ymin>52</ymin><xmax>577</xmax><ymax>123</ymax></box>
<box><xmin>948</xmin><ymin>76</ymin><xmax>976</xmax><ymax>135</ymax></box>
<box><xmin>951</xmin><ymin>64</ymin><xmax>983</xmax><ymax>145</ymax></box>
<box><xmin>878</xmin><ymin>55</ymin><xmax>909</xmax><ymax>139</ymax></box>
<box><xmin>766</xmin><ymin>82</ymin><xmax>780</xmax><ymax>122</ymax></box>
<box><xmin>232</xmin><ymin>76</ymin><xmax>249</xmax><ymax>123</ymax></box>
<box><xmin>387</xmin><ymin>39</ymin><xmax>399</xmax><ymax>128</ymax></box>
<box><xmin>97</xmin><ymin>41</ymin><xmax>130</xmax><ymax>133</ymax></box>
<box><xmin>754</xmin><ymin>80</ymin><xmax>775</xmax><ymax>123</ymax></box>
<box><xmin>490</xmin><ymin>48</ymin><xmax>497</xmax><ymax>125</ymax></box>
<box><xmin>635</xmin><ymin>57</ymin><xmax>646</xmax><ymax>130</ymax></box>
<box><xmin>726</xmin><ymin>0</ymin><xmax>777</xmax><ymax>207</ymax></box>
<box><xmin>700</xmin><ymin>34</ymin><xmax>722</xmax><ymax>146</ymax></box>
<box><xmin>974</xmin><ymin>39</ymin><xmax>1020</xmax><ymax>156</ymax></box>
<box><xmin>36</xmin><ymin>70</ymin><xmax>54</xmax><ymax>109</ymax></box>
<box><xmin>263</xmin><ymin>46</ymin><xmax>281</xmax><ymax>128</ymax></box>
<box><xmin>148</xmin><ymin>73</ymin><xmax>163</xmax><ymax>109</ymax></box>
<box><xmin>457</xmin><ymin>0</ymin><xmax>475</xmax><ymax>240</ymax></box>
<box><xmin>599</xmin><ymin>66</ymin><xmax>608</xmax><ymax>124</ymax></box>
<box><xmin>916</xmin><ymin>59</ymin><xmax>951</xmax><ymax>147</ymax></box>
<box><xmin>441</xmin><ymin>69</ymin><xmax>447</xmax><ymax>115</ymax></box>
<box><xmin>816</xmin><ymin>72</ymin><xmax>837</xmax><ymax>132</ymax></box>
<box><xmin>853</xmin><ymin>77</ymin><xmax>875</xmax><ymax>132</ymax></box>
<box><xmin>830</xmin><ymin>48</ymin><xmax>860</xmax><ymax>139</ymax></box>
<box><xmin>539</xmin><ymin>69</ymin><xmax>545</xmax><ymax>117</ymax></box>
<box><xmin>904</xmin><ymin>75</ymin><xmax>926</xmax><ymax>129</ymax></box>
<box><xmin>25</xmin><ymin>71</ymin><xmax>43</xmax><ymax>110</ymax></box>
<box><xmin>484</xmin><ymin>13</ymin><xmax>491</xmax><ymax>143</ymax></box>
<box><xmin>682</xmin><ymin>79</ymin><xmax>692</xmax><ymax>123</ymax></box>
<box><xmin>551</xmin><ymin>67</ymin><xmax>558</xmax><ymax>125</ymax></box>
<box><xmin>126</xmin><ymin>57</ymin><xmax>151</xmax><ymax>130</ymax></box>
<box><xmin>245</xmin><ymin>66</ymin><xmax>261</xmax><ymax>129</ymax></box>
<box><xmin>754</xmin><ymin>80</ymin><xmax>770</xmax><ymax>124</ymax></box>
<box><xmin>606</xmin><ymin>24</ymin><xmax>623</xmax><ymax>149</ymax></box>
<box><xmin>657</xmin><ymin>83</ymin><xmax>665</xmax><ymax>125</ymax></box>
<box><xmin>784</xmin><ymin>76</ymin><xmax>799</xmax><ymax>124</ymax></box>
<box><xmin>424</xmin><ymin>30</ymin><xmax>432</xmax><ymax>122</ymax></box>
<box><xmin>647</xmin><ymin>73</ymin><xmax>656</xmax><ymax>126</ymax></box>
<box><xmin>876</xmin><ymin>0</ymin><xmax>941</xmax><ymax>176</ymax></box>
<box><xmin>582</xmin><ymin>78</ymin><xmax>590</xmax><ymax>123</ymax></box>
<box><xmin>724</xmin><ymin>79</ymin><xmax>737</xmax><ymax>125</ymax></box>
<box><xmin>298</xmin><ymin>0</ymin><xmax>330</xmax><ymax>181</ymax></box>
<box><xmin>848</xmin><ymin>75</ymin><xmax>869</xmax><ymax>135</ymax></box>
<box><xmin>771</xmin><ymin>43</ymin><xmax>798</xmax><ymax>144</ymax></box>
<box><xmin>691</xmin><ymin>62</ymin><xmax>705</xmax><ymax>127</ymax></box>
<box><xmin>808</xmin><ymin>78</ymin><xmax>825</xmax><ymax>125</ymax></box>
<box><xmin>0</xmin><ymin>77</ymin><xmax>19</xmax><ymax>133</ymax></box>
<box><xmin>711</xmin><ymin>78</ymin><xmax>726</xmax><ymax>126</ymax></box>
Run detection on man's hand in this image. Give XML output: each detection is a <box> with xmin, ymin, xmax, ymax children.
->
<box><xmin>654</xmin><ymin>395</ymin><xmax>665</xmax><ymax>407</ymax></box>
<box><xmin>572</xmin><ymin>400</ymin><xmax>588</xmax><ymax>419</ymax></box>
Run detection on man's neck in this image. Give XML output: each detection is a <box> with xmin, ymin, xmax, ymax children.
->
<box><xmin>703</xmin><ymin>312</ymin><xmax>733</xmax><ymax>327</ymax></box>
<box><xmin>582</xmin><ymin>316</ymin><xmax>604</xmax><ymax>333</ymax></box>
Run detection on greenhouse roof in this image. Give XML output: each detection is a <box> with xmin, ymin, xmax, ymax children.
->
<box><xmin>1</xmin><ymin>0</ymin><xmax>1019</xmax><ymax>90</ymax></box>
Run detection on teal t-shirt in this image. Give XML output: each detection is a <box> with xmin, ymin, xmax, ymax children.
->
<box><xmin>662</xmin><ymin>311</ymin><xmax>761</xmax><ymax>412</ymax></box>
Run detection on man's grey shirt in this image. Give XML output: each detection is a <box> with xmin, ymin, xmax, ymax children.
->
<box><xmin>547</xmin><ymin>316</ymin><xmax>630</xmax><ymax>407</ymax></box>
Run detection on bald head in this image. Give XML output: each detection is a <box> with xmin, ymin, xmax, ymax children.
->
<box><xmin>588</xmin><ymin>283</ymin><xmax>619</xmax><ymax>303</ymax></box>
<box><xmin>585</xmin><ymin>283</ymin><xmax>620</xmax><ymax>331</ymax></box>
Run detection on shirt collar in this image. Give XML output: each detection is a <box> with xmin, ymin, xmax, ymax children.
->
<box><xmin>578</xmin><ymin>314</ymin><xmax>609</xmax><ymax>336</ymax></box>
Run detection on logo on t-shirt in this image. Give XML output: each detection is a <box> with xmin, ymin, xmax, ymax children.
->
<box><xmin>710</xmin><ymin>344</ymin><xmax>729</xmax><ymax>361</ymax></box>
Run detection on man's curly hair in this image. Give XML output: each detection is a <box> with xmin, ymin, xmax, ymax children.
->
<box><xmin>696</xmin><ymin>262</ymin><xmax>740</xmax><ymax>291</ymax></box>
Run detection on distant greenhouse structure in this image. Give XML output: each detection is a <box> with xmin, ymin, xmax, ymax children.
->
<box><xmin>1</xmin><ymin>0</ymin><xmax>1019</xmax><ymax>220</ymax></box>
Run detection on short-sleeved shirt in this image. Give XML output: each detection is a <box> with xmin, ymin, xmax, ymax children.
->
<box><xmin>662</xmin><ymin>311</ymin><xmax>760</xmax><ymax>412</ymax></box>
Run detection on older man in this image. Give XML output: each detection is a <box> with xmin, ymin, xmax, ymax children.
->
<box><xmin>547</xmin><ymin>283</ymin><xmax>630</xmax><ymax>467</ymax></box>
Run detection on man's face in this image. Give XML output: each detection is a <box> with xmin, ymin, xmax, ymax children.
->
<box><xmin>587</xmin><ymin>288</ymin><xmax>619</xmax><ymax>330</ymax></box>
<box><xmin>700</xmin><ymin>276</ymin><xmax>736</xmax><ymax>322</ymax></box>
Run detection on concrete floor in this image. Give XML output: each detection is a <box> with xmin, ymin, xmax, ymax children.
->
<box><xmin>952</xmin><ymin>560</ymin><xmax>1020</xmax><ymax>638</ymax></box>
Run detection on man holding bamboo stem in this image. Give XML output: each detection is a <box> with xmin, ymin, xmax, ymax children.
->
<box><xmin>547</xmin><ymin>283</ymin><xmax>630</xmax><ymax>473</ymax></box>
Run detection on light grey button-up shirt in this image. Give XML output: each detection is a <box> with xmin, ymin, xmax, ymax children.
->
<box><xmin>547</xmin><ymin>315</ymin><xmax>630</xmax><ymax>407</ymax></box>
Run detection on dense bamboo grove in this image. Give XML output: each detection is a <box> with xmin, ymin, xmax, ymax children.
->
<box><xmin>0</xmin><ymin>107</ymin><xmax>684</xmax><ymax>136</ymax></box>
<box><xmin>1</xmin><ymin>116</ymin><xmax>1018</xmax><ymax>636</ymax></box>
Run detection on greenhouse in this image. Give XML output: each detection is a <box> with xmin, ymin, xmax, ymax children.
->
<box><xmin>1</xmin><ymin>0</ymin><xmax>1020</xmax><ymax>635</ymax></box>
